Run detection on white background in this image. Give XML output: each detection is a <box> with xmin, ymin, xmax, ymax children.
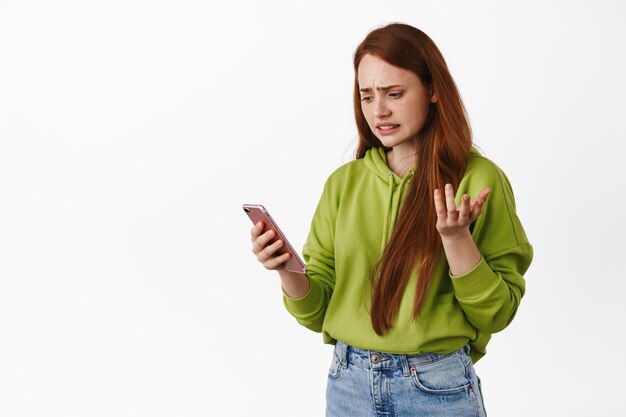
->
<box><xmin>1</xmin><ymin>0</ymin><xmax>625</xmax><ymax>415</ymax></box>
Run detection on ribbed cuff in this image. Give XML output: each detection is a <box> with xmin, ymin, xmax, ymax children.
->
<box><xmin>449</xmin><ymin>257</ymin><xmax>499</xmax><ymax>300</ymax></box>
<box><xmin>283</xmin><ymin>277</ymin><xmax>324</xmax><ymax>316</ymax></box>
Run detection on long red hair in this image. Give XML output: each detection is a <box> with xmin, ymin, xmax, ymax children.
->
<box><xmin>353</xmin><ymin>23</ymin><xmax>473</xmax><ymax>335</ymax></box>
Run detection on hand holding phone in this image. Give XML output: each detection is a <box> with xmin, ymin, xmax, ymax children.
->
<box><xmin>244</xmin><ymin>204</ymin><xmax>307</xmax><ymax>274</ymax></box>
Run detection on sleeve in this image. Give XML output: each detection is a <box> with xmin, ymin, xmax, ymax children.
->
<box><xmin>282</xmin><ymin>177</ymin><xmax>337</xmax><ymax>333</ymax></box>
<box><xmin>450</xmin><ymin>163</ymin><xmax>534</xmax><ymax>334</ymax></box>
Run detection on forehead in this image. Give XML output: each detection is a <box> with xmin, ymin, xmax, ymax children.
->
<box><xmin>357</xmin><ymin>54</ymin><xmax>418</xmax><ymax>87</ymax></box>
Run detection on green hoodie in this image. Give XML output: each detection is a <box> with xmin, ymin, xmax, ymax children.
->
<box><xmin>283</xmin><ymin>147</ymin><xmax>533</xmax><ymax>363</ymax></box>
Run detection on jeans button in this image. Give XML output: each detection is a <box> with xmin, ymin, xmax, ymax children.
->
<box><xmin>372</xmin><ymin>355</ymin><xmax>380</xmax><ymax>364</ymax></box>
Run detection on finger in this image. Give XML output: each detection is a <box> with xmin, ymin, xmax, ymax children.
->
<box><xmin>467</xmin><ymin>188</ymin><xmax>491</xmax><ymax>219</ymax></box>
<box><xmin>469</xmin><ymin>195</ymin><xmax>487</xmax><ymax>221</ymax></box>
<box><xmin>477</xmin><ymin>187</ymin><xmax>492</xmax><ymax>203</ymax></box>
<box><xmin>473</xmin><ymin>188</ymin><xmax>491</xmax><ymax>213</ymax></box>
<box><xmin>444</xmin><ymin>183</ymin><xmax>458</xmax><ymax>215</ymax></box>
<box><xmin>468</xmin><ymin>198</ymin><xmax>478</xmax><ymax>213</ymax></box>
<box><xmin>252</xmin><ymin>229</ymin><xmax>276</xmax><ymax>254</ymax></box>
<box><xmin>469</xmin><ymin>201</ymin><xmax>482</xmax><ymax>221</ymax></box>
<box><xmin>458</xmin><ymin>194</ymin><xmax>471</xmax><ymax>221</ymax></box>
<box><xmin>258</xmin><ymin>238</ymin><xmax>284</xmax><ymax>262</ymax></box>
<box><xmin>264</xmin><ymin>252</ymin><xmax>291</xmax><ymax>270</ymax></box>
<box><xmin>250</xmin><ymin>221</ymin><xmax>265</xmax><ymax>242</ymax></box>
<box><xmin>434</xmin><ymin>189</ymin><xmax>446</xmax><ymax>218</ymax></box>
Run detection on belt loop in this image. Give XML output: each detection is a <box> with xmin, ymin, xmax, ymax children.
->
<box><xmin>336</xmin><ymin>340</ymin><xmax>349</xmax><ymax>369</ymax></box>
<box><xmin>400</xmin><ymin>354</ymin><xmax>410</xmax><ymax>377</ymax></box>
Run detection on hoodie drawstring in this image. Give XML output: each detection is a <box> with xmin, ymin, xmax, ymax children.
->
<box><xmin>380</xmin><ymin>172</ymin><xmax>395</xmax><ymax>250</ymax></box>
<box><xmin>380</xmin><ymin>170</ymin><xmax>415</xmax><ymax>252</ymax></box>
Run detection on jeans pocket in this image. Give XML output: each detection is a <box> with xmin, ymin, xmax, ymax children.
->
<box><xmin>409</xmin><ymin>351</ymin><xmax>471</xmax><ymax>395</ymax></box>
<box><xmin>328</xmin><ymin>351</ymin><xmax>341</xmax><ymax>379</ymax></box>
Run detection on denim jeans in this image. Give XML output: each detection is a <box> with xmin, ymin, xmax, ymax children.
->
<box><xmin>326</xmin><ymin>340</ymin><xmax>487</xmax><ymax>417</ymax></box>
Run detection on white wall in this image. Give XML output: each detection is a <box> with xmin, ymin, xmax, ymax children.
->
<box><xmin>1</xmin><ymin>0</ymin><xmax>624</xmax><ymax>415</ymax></box>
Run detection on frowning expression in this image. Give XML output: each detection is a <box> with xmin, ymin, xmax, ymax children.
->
<box><xmin>357</xmin><ymin>54</ymin><xmax>437</xmax><ymax>151</ymax></box>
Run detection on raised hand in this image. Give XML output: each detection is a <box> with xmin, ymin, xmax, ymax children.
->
<box><xmin>434</xmin><ymin>183</ymin><xmax>491</xmax><ymax>239</ymax></box>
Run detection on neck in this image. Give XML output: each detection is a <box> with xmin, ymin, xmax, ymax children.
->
<box><xmin>386</xmin><ymin>146</ymin><xmax>417</xmax><ymax>178</ymax></box>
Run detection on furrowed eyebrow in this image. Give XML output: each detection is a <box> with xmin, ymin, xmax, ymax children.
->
<box><xmin>359</xmin><ymin>85</ymin><xmax>404</xmax><ymax>93</ymax></box>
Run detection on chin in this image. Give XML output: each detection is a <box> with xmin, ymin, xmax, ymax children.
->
<box><xmin>376</xmin><ymin>132</ymin><xmax>422</xmax><ymax>150</ymax></box>
<box><xmin>378</xmin><ymin>137</ymin><xmax>409</xmax><ymax>149</ymax></box>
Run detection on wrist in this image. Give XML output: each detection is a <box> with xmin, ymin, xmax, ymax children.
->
<box><xmin>278</xmin><ymin>269</ymin><xmax>310</xmax><ymax>299</ymax></box>
<box><xmin>440</xmin><ymin>229</ymin><xmax>472</xmax><ymax>244</ymax></box>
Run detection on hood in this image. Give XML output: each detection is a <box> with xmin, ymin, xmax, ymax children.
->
<box><xmin>363</xmin><ymin>147</ymin><xmax>414</xmax><ymax>186</ymax></box>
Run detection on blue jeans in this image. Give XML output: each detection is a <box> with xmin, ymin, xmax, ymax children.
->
<box><xmin>326</xmin><ymin>340</ymin><xmax>487</xmax><ymax>417</ymax></box>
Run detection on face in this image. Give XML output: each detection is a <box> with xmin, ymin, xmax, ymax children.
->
<box><xmin>357</xmin><ymin>54</ymin><xmax>437</xmax><ymax>152</ymax></box>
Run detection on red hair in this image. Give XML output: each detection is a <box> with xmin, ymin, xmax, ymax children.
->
<box><xmin>353</xmin><ymin>23</ymin><xmax>473</xmax><ymax>335</ymax></box>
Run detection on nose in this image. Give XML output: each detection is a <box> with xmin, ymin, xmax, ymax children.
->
<box><xmin>373</xmin><ymin>97</ymin><xmax>390</xmax><ymax>118</ymax></box>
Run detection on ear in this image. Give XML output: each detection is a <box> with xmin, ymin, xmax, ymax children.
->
<box><xmin>429</xmin><ymin>85</ymin><xmax>438</xmax><ymax>103</ymax></box>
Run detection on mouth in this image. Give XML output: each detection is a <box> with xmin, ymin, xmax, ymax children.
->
<box><xmin>376</xmin><ymin>124</ymin><xmax>400</xmax><ymax>135</ymax></box>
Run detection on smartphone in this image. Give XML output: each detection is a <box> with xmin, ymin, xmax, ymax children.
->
<box><xmin>243</xmin><ymin>204</ymin><xmax>307</xmax><ymax>274</ymax></box>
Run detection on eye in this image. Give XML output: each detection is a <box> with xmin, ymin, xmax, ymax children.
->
<box><xmin>389</xmin><ymin>92</ymin><xmax>403</xmax><ymax>99</ymax></box>
<box><xmin>360</xmin><ymin>96</ymin><xmax>373</xmax><ymax>102</ymax></box>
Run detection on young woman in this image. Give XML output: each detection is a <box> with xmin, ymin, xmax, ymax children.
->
<box><xmin>250</xmin><ymin>23</ymin><xmax>533</xmax><ymax>416</ymax></box>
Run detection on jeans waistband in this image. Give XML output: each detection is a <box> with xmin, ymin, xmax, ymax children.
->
<box><xmin>334</xmin><ymin>340</ymin><xmax>470</xmax><ymax>376</ymax></box>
